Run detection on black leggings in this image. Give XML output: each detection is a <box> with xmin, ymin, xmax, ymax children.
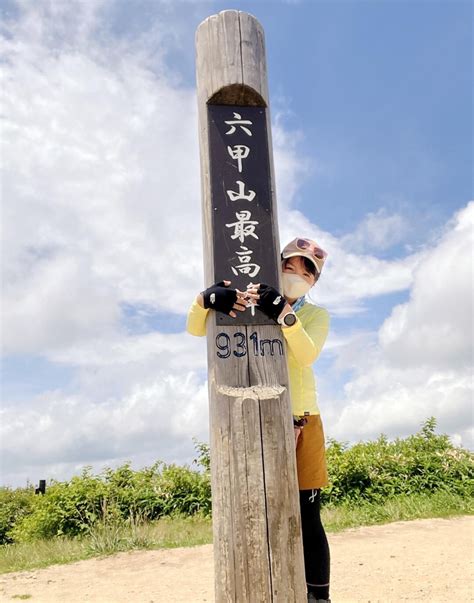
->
<box><xmin>299</xmin><ymin>489</ymin><xmax>330</xmax><ymax>597</ymax></box>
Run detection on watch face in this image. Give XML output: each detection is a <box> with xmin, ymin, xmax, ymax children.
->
<box><xmin>284</xmin><ymin>313</ymin><xmax>297</xmax><ymax>326</ymax></box>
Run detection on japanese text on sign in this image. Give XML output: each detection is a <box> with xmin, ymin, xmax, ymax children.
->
<box><xmin>208</xmin><ymin>106</ymin><xmax>280</xmax><ymax>326</ymax></box>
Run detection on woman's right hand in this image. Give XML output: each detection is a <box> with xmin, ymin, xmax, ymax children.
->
<box><xmin>198</xmin><ymin>280</ymin><xmax>257</xmax><ymax>318</ymax></box>
<box><xmin>294</xmin><ymin>427</ymin><xmax>302</xmax><ymax>447</ymax></box>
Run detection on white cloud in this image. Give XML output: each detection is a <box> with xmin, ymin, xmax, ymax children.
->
<box><xmin>3</xmin><ymin>253</ymin><xmax>123</xmax><ymax>354</ymax></box>
<box><xmin>0</xmin><ymin>1</ymin><xmax>211</xmax><ymax>485</ymax></box>
<box><xmin>340</xmin><ymin>207</ymin><xmax>411</xmax><ymax>252</ymax></box>
<box><xmin>1</xmin><ymin>371</ymin><xmax>210</xmax><ymax>487</ymax></box>
<box><xmin>277</xmin><ymin>208</ymin><xmax>422</xmax><ymax>316</ymax></box>
<box><xmin>379</xmin><ymin>202</ymin><xmax>473</xmax><ymax>369</ymax></box>
<box><xmin>2</xmin><ymin>1</ymin><xmax>471</xmax><ymax>488</ymax></box>
<box><xmin>1</xmin><ymin>0</ymin><xmax>426</xmax><ymax>360</ymax></box>
<box><xmin>325</xmin><ymin>202</ymin><xmax>473</xmax><ymax>447</ymax></box>
<box><xmin>0</xmin><ymin>0</ymin><xmax>321</xmax><ymax>485</ymax></box>
<box><xmin>327</xmin><ymin>364</ymin><xmax>472</xmax><ymax>446</ymax></box>
<box><xmin>1</xmin><ymin>0</ymin><xmax>204</xmax><ymax>357</ymax></box>
<box><xmin>272</xmin><ymin>113</ymin><xmax>312</xmax><ymax>212</ymax></box>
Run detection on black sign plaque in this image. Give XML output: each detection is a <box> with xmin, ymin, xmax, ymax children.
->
<box><xmin>208</xmin><ymin>105</ymin><xmax>280</xmax><ymax>326</ymax></box>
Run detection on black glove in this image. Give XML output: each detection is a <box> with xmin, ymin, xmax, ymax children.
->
<box><xmin>201</xmin><ymin>281</ymin><xmax>238</xmax><ymax>315</ymax></box>
<box><xmin>293</xmin><ymin>415</ymin><xmax>308</xmax><ymax>428</ymax></box>
<box><xmin>257</xmin><ymin>284</ymin><xmax>287</xmax><ymax>322</ymax></box>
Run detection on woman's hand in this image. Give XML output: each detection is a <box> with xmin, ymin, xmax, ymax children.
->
<box><xmin>198</xmin><ymin>280</ymin><xmax>259</xmax><ymax>318</ymax></box>
<box><xmin>246</xmin><ymin>283</ymin><xmax>287</xmax><ymax>322</ymax></box>
<box><xmin>293</xmin><ymin>416</ymin><xmax>307</xmax><ymax>447</ymax></box>
<box><xmin>294</xmin><ymin>427</ymin><xmax>302</xmax><ymax>447</ymax></box>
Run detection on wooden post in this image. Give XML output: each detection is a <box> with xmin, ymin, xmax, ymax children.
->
<box><xmin>196</xmin><ymin>10</ymin><xmax>306</xmax><ymax>602</ymax></box>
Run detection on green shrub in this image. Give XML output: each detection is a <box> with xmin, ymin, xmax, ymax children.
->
<box><xmin>9</xmin><ymin>442</ymin><xmax>211</xmax><ymax>543</ymax></box>
<box><xmin>9</xmin><ymin>468</ymin><xmax>112</xmax><ymax>543</ymax></box>
<box><xmin>4</xmin><ymin>419</ymin><xmax>472</xmax><ymax>544</ymax></box>
<box><xmin>193</xmin><ymin>438</ymin><xmax>211</xmax><ymax>472</ymax></box>
<box><xmin>0</xmin><ymin>487</ymin><xmax>35</xmax><ymax>544</ymax></box>
<box><xmin>323</xmin><ymin>417</ymin><xmax>474</xmax><ymax>506</ymax></box>
<box><xmin>159</xmin><ymin>464</ymin><xmax>211</xmax><ymax>516</ymax></box>
<box><xmin>101</xmin><ymin>461</ymin><xmax>166</xmax><ymax>521</ymax></box>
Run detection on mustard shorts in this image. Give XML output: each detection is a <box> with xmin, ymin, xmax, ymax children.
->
<box><xmin>295</xmin><ymin>414</ymin><xmax>329</xmax><ymax>490</ymax></box>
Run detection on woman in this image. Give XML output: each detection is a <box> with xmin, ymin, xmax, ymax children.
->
<box><xmin>186</xmin><ymin>237</ymin><xmax>331</xmax><ymax>603</ymax></box>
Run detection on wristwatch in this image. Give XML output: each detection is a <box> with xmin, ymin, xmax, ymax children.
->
<box><xmin>278</xmin><ymin>311</ymin><xmax>297</xmax><ymax>327</ymax></box>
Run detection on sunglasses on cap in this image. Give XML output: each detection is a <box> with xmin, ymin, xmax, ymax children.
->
<box><xmin>296</xmin><ymin>238</ymin><xmax>327</xmax><ymax>259</ymax></box>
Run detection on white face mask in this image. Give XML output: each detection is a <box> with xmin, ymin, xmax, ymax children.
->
<box><xmin>282</xmin><ymin>272</ymin><xmax>313</xmax><ymax>299</ymax></box>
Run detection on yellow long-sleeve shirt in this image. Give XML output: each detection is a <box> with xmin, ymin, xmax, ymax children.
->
<box><xmin>186</xmin><ymin>300</ymin><xmax>330</xmax><ymax>416</ymax></box>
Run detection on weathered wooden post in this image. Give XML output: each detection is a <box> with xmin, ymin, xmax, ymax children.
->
<box><xmin>195</xmin><ymin>10</ymin><xmax>306</xmax><ymax>602</ymax></box>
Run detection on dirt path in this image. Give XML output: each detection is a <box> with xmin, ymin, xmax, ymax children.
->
<box><xmin>0</xmin><ymin>516</ymin><xmax>472</xmax><ymax>602</ymax></box>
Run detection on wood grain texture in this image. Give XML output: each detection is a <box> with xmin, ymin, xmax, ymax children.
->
<box><xmin>196</xmin><ymin>10</ymin><xmax>306</xmax><ymax>602</ymax></box>
<box><xmin>239</xmin><ymin>12</ymin><xmax>269</xmax><ymax>104</ymax></box>
<box><xmin>229</xmin><ymin>394</ymin><xmax>272</xmax><ymax>601</ymax></box>
<box><xmin>247</xmin><ymin>325</ymin><xmax>305</xmax><ymax>601</ymax></box>
<box><xmin>260</xmin><ymin>394</ymin><xmax>304</xmax><ymax>602</ymax></box>
<box><xmin>208</xmin><ymin>392</ymin><xmax>236</xmax><ymax>601</ymax></box>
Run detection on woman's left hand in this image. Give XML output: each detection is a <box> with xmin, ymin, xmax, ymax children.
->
<box><xmin>246</xmin><ymin>283</ymin><xmax>287</xmax><ymax>322</ymax></box>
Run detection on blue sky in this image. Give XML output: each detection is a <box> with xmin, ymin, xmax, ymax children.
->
<box><xmin>1</xmin><ymin>0</ymin><xmax>472</xmax><ymax>487</ymax></box>
<box><xmin>117</xmin><ymin>0</ymin><xmax>472</xmax><ymax>231</ymax></box>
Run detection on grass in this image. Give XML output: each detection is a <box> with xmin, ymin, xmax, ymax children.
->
<box><xmin>0</xmin><ymin>514</ymin><xmax>213</xmax><ymax>574</ymax></box>
<box><xmin>321</xmin><ymin>490</ymin><xmax>473</xmax><ymax>532</ymax></box>
<box><xmin>1</xmin><ymin>492</ymin><xmax>471</xmax><ymax>574</ymax></box>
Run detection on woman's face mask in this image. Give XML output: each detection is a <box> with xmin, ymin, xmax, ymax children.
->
<box><xmin>281</xmin><ymin>272</ymin><xmax>313</xmax><ymax>298</ymax></box>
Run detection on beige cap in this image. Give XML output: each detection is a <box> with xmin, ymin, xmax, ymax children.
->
<box><xmin>281</xmin><ymin>238</ymin><xmax>328</xmax><ymax>274</ymax></box>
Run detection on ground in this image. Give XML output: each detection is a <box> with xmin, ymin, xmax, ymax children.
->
<box><xmin>0</xmin><ymin>516</ymin><xmax>472</xmax><ymax>602</ymax></box>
